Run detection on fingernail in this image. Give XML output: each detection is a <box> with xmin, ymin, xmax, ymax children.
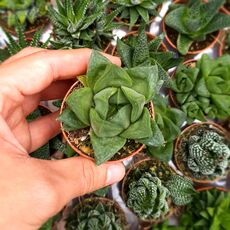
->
<box><xmin>106</xmin><ymin>164</ymin><xmax>125</xmax><ymax>185</ymax></box>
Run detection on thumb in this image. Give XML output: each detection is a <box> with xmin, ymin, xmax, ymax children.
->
<box><xmin>50</xmin><ymin>156</ymin><xmax>125</xmax><ymax>203</ymax></box>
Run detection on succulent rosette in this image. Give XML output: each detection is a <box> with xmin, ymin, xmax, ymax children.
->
<box><xmin>59</xmin><ymin>51</ymin><xmax>163</xmax><ymax>165</ymax></box>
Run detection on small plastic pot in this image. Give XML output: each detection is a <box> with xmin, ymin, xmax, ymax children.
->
<box><xmin>109</xmin><ymin>30</ymin><xmax>167</xmax><ymax>56</ymax></box>
<box><xmin>168</xmin><ymin>59</ymin><xmax>197</xmax><ymax>108</ymax></box>
<box><xmin>60</xmin><ymin>80</ymin><xmax>155</xmax><ymax>164</ymax></box>
<box><xmin>121</xmin><ymin>158</ymin><xmax>176</xmax><ymax>228</ymax></box>
<box><xmin>174</xmin><ymin>122</ymin><xmax>230</xmax><ymax>184</ymax></box>
<box><xmin>162</xmin><ymin>0</ymin><xmax>222</xmax><ymax>55</ymax></box>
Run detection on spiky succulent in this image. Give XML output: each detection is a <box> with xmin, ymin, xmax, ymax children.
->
<box><xmin>181</xmin><ymin>128</ymin><xmax>230</xmax><ymax>178</ymax></box>
<box><xmin>0</xmin><ymin>24</ymin><xmax>50</xmax><ymax>62</ymax></box>
<box><xmin>66</xmin><ymin>198</ymin><xmax>124</xmax><ymax>230</ymax></box>
<box><xmin>165</xmin><ymin>174</ymin><xmax>195</xmax><ymax>206</ymax></box>
<box><xmin>165</xmin><ymin>0</ymin><xmax>230</xmax><ymax>54</ymax></box>
<box><xmin>172</xmin><ymin>54</ymin><xmax>230</xmax><ymax>122</ymax></box>
<box><xmin>0</xmin><ymin>0</ymin><xmax>49</xmax><ymax>29</ymax></box>
<box><xmin>49</xmin><ymin>0</ymin><xmax>122</xmax><ymax>50</ymax></box>
<box><xmin>127</xmin><ymin>172</ymin><xmax>170</xmax><ymax>220</ymax></box>
<box><xmin>117</xmin><ymin>25</ymin><xmax>183</xmax><ymax>88</ymax></box>
<box><xmin>59</xmin><ymin>51</ymin><xmax>164</xmax><ymax>165</ymax></box>
<box><xmin>110</xmin><ymin>0</ymin><xmax>165</xmax><ymax>28</ymax></box>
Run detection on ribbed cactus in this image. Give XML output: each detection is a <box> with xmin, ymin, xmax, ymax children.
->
<box><xmin>127</xmin><ymin>172</ymin><xmax>170</xmax><ymax>219</ymax></box>
<box><xmin>185</xmin><ymin>129</ymin><xmax>230</xmax><ymax>177</ymax></box>
<box><xmin>165</xmin><ymin>174</ymin><xmax>195</xmax><ymax>206</ymax></box>
<box><xmin>66</xmin><ymin>199</ymin><xmax>124</xmax><ymax>230</ymax></box>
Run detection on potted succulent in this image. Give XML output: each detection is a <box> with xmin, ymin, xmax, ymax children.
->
<box><xmin>170</xmin><ymin>54</ymin><xmax>230</xmax><ymax>122</ymax></box>
<box><xmin>174</xmin><ymin>122</ymin><xmax>230</xmax><ymax>184</ymax></box>
<box><xmin>49</xmin><ymin>0</ymin><xmax>123</xmax><ymax>51</ymax></box>
<box><xmin>0</xmin><ymin>0</ymin><xmax>50</xmax><ymax>37</ymax></box>
<box><xmin>0</xmin><ymin>25</ymin><xmax>50</xmax><ymax>63</ymax></box>
<box><xmin>219</xmin><ymin>29</ymin><xmax>230</xmax><ymax>56</ymax></box>
<box><xmin>163</xmin><ymin>0</ymin><xmax>230</xmax><ymax>55</ymax></box>
<box><xmin>121</xmin><ymin>158</ymin><xmax>195</xmax><ymax>227</ymax></box>
<box><xmin>116</xmin><ymin>25</ymin><xmax>183</xmax><ymax>88</ymax></box>
<box><xmin>108</xmin><ymin>0</ymin><xmax>166</xmax><ymax>29</ymax></box>
<box><xmin>65</xmin><ymin>197</ymin><xmax>127</xmax><ymax>230</ymax></box>
<box><xmin>59</xmin><ymin>50</ymin><xmax>169</xmax><ymax>165</ymax></box>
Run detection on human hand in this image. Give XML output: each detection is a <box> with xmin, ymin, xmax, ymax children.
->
<box><xmin>0</xmin><ymin>48</ymin><xmax>125</xmax><ymax>230</ymax></box>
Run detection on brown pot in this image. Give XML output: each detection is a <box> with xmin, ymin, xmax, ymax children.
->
<box><xmin>196</xmin><ymin>186</ymin><xmax>228</xmax><ymax>192</ymax></box>
<box><xmin>168</xmin><ymin>59</ymin><xmax>196</xmax><ymax>108</ymax></box>
<box><xmin>60</xmin><ymin>80</ymin><xmax>155</xmax><ymax>163</ymax></box>
<box><xmin>109</xmin><ymin>31</ymin><xmax>167</xmax><ymax>56</ymax></box>
<box><xmin>174</xmin><ymin>122</ymin><xmax>230</xmax><ymax>184</ymax></box>
<box><xmin>162</xmin><ymin>0</ymin><xmax>222</xmax><ymax>55</ymax></box>
<box><xmin>66</xmin><ymin>197</ymin><xmax>128</xmax><ymax>229</ymax></box>
<box><xmin>121</xmin><ymin>158</ymin><xmax>176</xmax><ymax>228</ymax></box>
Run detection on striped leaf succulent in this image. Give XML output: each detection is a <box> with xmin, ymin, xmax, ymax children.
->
<box><xmin>59</xmin><ymin>51</ymin><xmax>164</xmax><ymax>165</ymax></box>
<box><xmin>0</xmin><ymin>0</ymin><xmax>49</xmax><ymax>28</ymax></box>
<box><xmin>49</xmin><ymin>0</ymin><xmax>122</xmax><ymax>50</ymax></box>
<box><xmin>66</xmin><ymin>199</ymin><xmax>124</xmax><ymax>230</ymax></box>
<box><xmin>165</xmin><ymin>0</ymin><xmax>230</xmax><ymax>54</ymax></box>
<box><xmin>127</xmin><ymin>172</ymin><xmax>170</xmax><ymax>219</ymax></box>
<box><xmin>183</xmin><ymin>129</ymin><xmax>230</xmax><ymax>178</ymax></box>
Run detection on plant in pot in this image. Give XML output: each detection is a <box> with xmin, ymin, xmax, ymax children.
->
<box><xmin>0</xmin><ymin>0</ymin><xmax>50</xmax><ymax>37</ymax></box>
<box><xmin>108</xmin><ymin>0</ymin><xmax>166</xmax><ymax>29</ymax></box>
<box><xmin>65</xmin><ymin>197</ymin><xmax>127</xmax><ymax>230</ymax></box>
<box><xmin>174</xmin><ymin>122</ymin><xmax>230</xmax><ymax>183</ymax></box>
<box><xmin>163</xmin><ymin>0</ymin><xmax>230</xmax><ymax>55</ymax></box>
<box><xmin>170</xmin><ymin>54</ymin><xmax>230</xmax><ymax>122</ymax></box>
<box><xmin>0</xmin><ymin>24</ymin><xmax>50</xmax><ymax>63</ymax></box>
<box><xmin>59</xmin><ymin>50</ymin><xmax>166</xmax><ymax>165</ymax></box>
<box><xmin>116</xmin><ymin>24</ymin><xmax>183</xmax><ymax>88</ymax></box>
<box><xmin>121</xmin><ymin>158</ymin><xmax>195</xmax><ymax>225</ymax></box>
<box><xmin>147</xmin><ymin>94</ymin><xmax>186</xmax><ymax>162</ymax></box>
<box><xmin>49</xmin><ymin>0</ymin><xmax>123</xmax><ymax>51</ymax></box>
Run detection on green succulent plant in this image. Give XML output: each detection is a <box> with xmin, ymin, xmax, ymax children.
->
<box><xmin>117</xmin><ymin>24</ymin><xmax>183</xmax><ymax>88</ymax></box>
<box><xmin>127</xmin><ymin>172</ymin><xmax>170</xmax><ymax>220</ymax></box>
<box><xmin>59</xmin><ymin>51</ymin><xmax>164</xmax><ymax>165</ymax></box>
<box><xmin>165</xmin><ymin>174</ymin><xmax>195</xmax><ymax>206</ymax></box>
<box><xmin>0</xmin><ymin>0</ymin><xmax>49</xmax><ymax>29</ymax></box>
<box><xmin>181</xmin><ymin>128</ymin><xmax>230</xmax><ymax>178</ymax></box>
<box><xmin>66</xmin><ymin>198</ymin><xmax>124</xmax><ymax>230</ymax></box>
<box><xmin>172</xmin><ymin>54</ymin><xmax>230</xmax><ymax>122</ymax></box>
<box><xmin>110</xmin><ymin>0</ymin><xmax>165</xmax><ymax>28</ymax></box>
<box><xmin>165</xmin><ymin>0</ymin><xmax>230</xmax><ymax>55</ymax></box>
<box><xmin>49</xmin><ymin>0</ymin><xmax>122</xmax><ymax>50</ymax></box>
<box><xmin>147</xmin><ymin>95</ymin><xmax>186</xmax><ymax>162</ymax></box>
<box><xmin>0</xmin><ymin>24</ymin><xmax>50</xmax><ymax>63</ymax></box>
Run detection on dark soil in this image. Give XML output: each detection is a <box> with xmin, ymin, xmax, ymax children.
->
<box><xmin>225</xmin><ymin>3</ymin><xmax>230</xmax><ymax>11</ymax></box>
<box><xmin>165</xmin><ymin>25</ymin><xmax>219</xmax><ymax>54</ymax></box>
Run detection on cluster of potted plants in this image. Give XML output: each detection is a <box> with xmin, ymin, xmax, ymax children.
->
<box><xmin>0</xmin><ymin>0</ymin><xmax>230</xmax><ymax>229</ymax></box>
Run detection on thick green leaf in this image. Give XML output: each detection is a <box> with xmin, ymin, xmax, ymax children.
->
<box><xmin>177</xmin><ymin>33</ymin><xmax>193</xmax><ymax>55</ymax></box>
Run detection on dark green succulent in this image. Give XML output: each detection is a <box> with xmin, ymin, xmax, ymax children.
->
<box><xmin>110</xmin><ymin>0</ymin><xmax>166</xmax><ymax>28</ymax></box>
<box><xmin>172</xmin><ymin>54</ymin><xmax>230</xmax><ymax>122</ymax></box>
<box><xmin>127</xmin><ymin>172</ymin><xmax>170</xmax><ymax>220</ymax></box>
<box><xmin>49</xmin><ymin>0</ymin><xmax>122</xmax><ymax>50</ymax></box>
<box><xmin>117</xmin><ymin>24</ymin><xmax>183</xmax><ymax>88</ymax></box>
<box><xmin>66</xmin><ymin>198</ymin><xmax>124</xmax><ymax>230</ymax></box>
<box><xmin>0</xmin><ymin>0</ymin><xmax>49</xmax><ymax>29</ymax></box>
<box><xmin>165</xmin><ymin>0</ymin><xmax>230</xmax><ymax>54</ymax></box>
<box><xmin>59</xmin><ymin>51</ymin><xmax>165</xmax><ymax>165</ymax></box>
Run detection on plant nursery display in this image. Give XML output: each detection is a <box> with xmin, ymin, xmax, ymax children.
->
<box><xmin>164</xmin><ymin>0</ymin><xmax>230</xmax><ymax>55</ymax></box>
<box><xmin>174</xmin><ymin>122</ymin><xmax>230</xmax><ymax>183</ymax></box>
<box><xmin>171</xmin><ymin>54</ymin><xmax>230</xmax><ymax>122</ymax></box>
<box><xmin>49</xmin><ymin>0</ymin><xmax>122</xmax><ymax>50</ymax></box>
<box><xmin>0</xmin><ymin>0</ymin><xmax>49</xmax><ymax>35</ymax></box>
<box><xmin>122</xmin><ymin>158</ymin><xmax>195</xmax><ymax>223</ymax></box>
<box><xmin>65</xmin><ymin>197</ymin><xmax>127</xmax><ymax>230</ymax></box>
<box><xmin>109</xmin><ymin>0</ymin><xmax>165</xmax><ymax>28</ymax></box>
<box><xmin>59</xmin><ymin>51</ymin><xmax>165</xmax><ymax>165</ymax></box>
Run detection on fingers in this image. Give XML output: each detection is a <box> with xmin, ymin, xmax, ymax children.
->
<box><xmin>0</xmin><ymin>49</ymin><xmax>121</xmax><ymax>97</ymax></box>
<box><xmin>28</xmin><ymin>111</ymin><xmax>60</xmax><ymax>152</ymax></box>
<box><xmin>50</xmin><ymin>157</ymin><xmax>125</xmax><ymax>204</ymax></box>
